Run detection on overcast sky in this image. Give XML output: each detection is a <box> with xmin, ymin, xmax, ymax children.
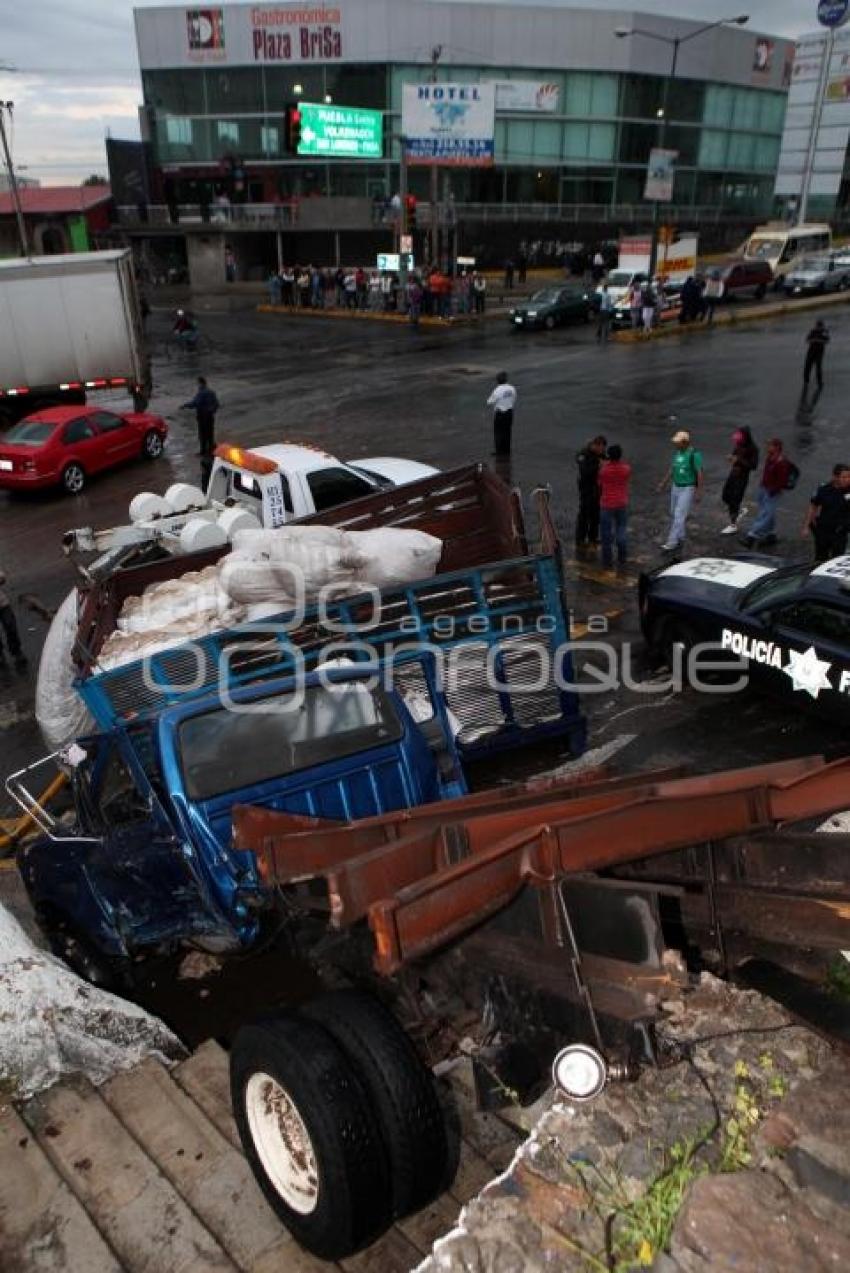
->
<box><xmin>0</xmin><ymin>1</ymin><xmax>820</xmax><ymax>186</ymax></box>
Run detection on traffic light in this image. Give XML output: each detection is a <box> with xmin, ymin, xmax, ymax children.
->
<box><xmin>285</xmin><ymin>103</ymin><xmax>302</xmax><ymax>154</ymax></box>
<box><xmin>405</xmin><ymin>195</ymin><xmax>417</xmax><ymax>230</ymax></box>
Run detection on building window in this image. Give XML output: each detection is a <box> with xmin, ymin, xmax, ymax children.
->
<box><xmin>165</xmin><ymin>117</ymin><xmax>193</xmax><ymax>146</ymax></box>
<box><xmin>217</xmin><ymin>120</ymin><xmax>239</xmax><ymax>145</ymax></box>
<box><xmin>534</xmin><ymin>120</ymin><xmax>562</xmax><ymax>158</ymax></box>
<box><xmin>206</xmin><ymin>68</ymin><xmax>264</xmax><ymax>113</ymax></box>
<box><xmin>506</xmin><ymin>119</ymin><xmax>534</xmax><ymax>160</ymax></box>
<box><xmin>703</xmin><ymin>85</ymin><xmax>734</xmax><ymax>128</ymax></box>
<box><xmin>698</xmin><ymin>130</ymin><xmax>728</xmax><ymax>169</ymax></box>
<box><xmin>564</xmin><ymin>72</ymin><xmax>618</xmax><ymax>118</ymax></box>
<box><xmin>261</xmin><ymin>125</ymin><xmax>279</xmax><ymax>155</ymax></box>
<box><xmin>727</xmin><ymin>132</ymin><xmax>756</xmax><ymax>169</ymax></box>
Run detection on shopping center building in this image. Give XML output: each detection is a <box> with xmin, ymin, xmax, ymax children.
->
<box><xmin>124</xmin><ymin>2</ymin><xmax>794</xmax><ymax>280</ymax></box>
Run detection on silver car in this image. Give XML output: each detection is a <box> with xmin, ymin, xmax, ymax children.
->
<box><xmin>783</xmin><ymin>254</ymin><xmax>850</xmax><ymax>295</ymax></box>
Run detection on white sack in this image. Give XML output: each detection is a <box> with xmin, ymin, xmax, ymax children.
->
<box><xmin>35</xmin><ymin>590</ymin><xmax>96</xmax><ymax>751</ymax></box>
<box><xmin>0</xmin><ymin>903</ymin><xmax>183</xmax><ymax>1099</ymax></box>
<box><xmin>219</xmin><ymin>524</ymin><xmax>443</xmax><ymax>607</ymax></box>
<box><xmin>117</xmin><ymin>566</ymin><xmax>227</xmax><ymax>633</ymax></box>
<box><xmin>348</xmin><ymin>527</ymin><xmax>443</xmax><ymax>589</ymax></box>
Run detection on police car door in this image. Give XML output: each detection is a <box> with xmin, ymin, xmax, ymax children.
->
<box><xmin>767</xmin><ymin>595</ymin><xmax>850</xmax><ymax>717</ymax></box>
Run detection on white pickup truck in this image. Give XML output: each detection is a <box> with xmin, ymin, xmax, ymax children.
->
<box><xmin>64</xmin><ymin>441</ymin><xmax>438</xmax><ymax>568</ymax></box>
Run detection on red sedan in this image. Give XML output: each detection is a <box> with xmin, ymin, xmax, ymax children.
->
<box><xmin>0</xmin><ymin>405</ymin><xmax>168</xmax><ymax>494</ymax></box>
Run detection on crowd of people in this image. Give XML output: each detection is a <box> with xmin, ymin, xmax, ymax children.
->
<box><xmin>570</xmin><ymin>424</ymin><xmax>849</xmax><ymax>570</ymax></box>
<box><xmin>265</xmin><ymin>265</ymin><xmax>488</xmax><ymax>320</ymax></box>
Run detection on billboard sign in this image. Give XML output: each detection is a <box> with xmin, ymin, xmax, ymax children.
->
<box><xmin>644</xmin><ymin>148</ymin><xmax>678</xmax><ymax>202</ymax></box>
<box><xmin>492</xmin><ymin>80</ymin><xmax>560</xmax><ymax>112</ymax></box>
<box><xmin>818</xmin><ymin>0</ymin><xmax>850</xmax><ymax>29</ymax></box>
<box><xmin>402</xmin><ymin>82</ymin><xmax>495</xmax><ymax>166</ymax></box>
<box><xmin>377</xmin><ymin>253</ymin><xmax>415</xmax><ymax>271</ymax></box>
<box><xmin>296</xmin><ymin>102</ymin><xmax>383</xmax><ymax>158</ymax></box>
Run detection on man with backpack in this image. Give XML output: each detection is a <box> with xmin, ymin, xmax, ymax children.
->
<box><xmin>659</xmin><ymin>428</ymin><xmax>703</xmax><ymax>552</ymax></box>
<box><xmin>741</xmin><ymin>438</ymin><xmax>798</xmax><ymax>548</ymax></box>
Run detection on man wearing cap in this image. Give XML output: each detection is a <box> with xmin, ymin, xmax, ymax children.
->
<box><xmin>659</xmin><ymin>429</ymin><xmax>703</xmax><ymax>552</ymax></box>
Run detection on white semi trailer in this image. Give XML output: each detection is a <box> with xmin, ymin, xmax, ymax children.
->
<box><xmin>0</xmin><ymin>249</ymin><xmax>150</xmax><ymax>428</ymax></box>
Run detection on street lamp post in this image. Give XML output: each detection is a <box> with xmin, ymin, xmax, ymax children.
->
<box><xmin>616</xmin><ymin>16</ymin><xmax>749</xmax><ymax>278</ymax></box>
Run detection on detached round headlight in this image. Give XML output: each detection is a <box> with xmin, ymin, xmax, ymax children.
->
<box><xmin>552</xmin><ymin>1044</ymin><xmax>607</xmax><ymax>1102</ymax></box>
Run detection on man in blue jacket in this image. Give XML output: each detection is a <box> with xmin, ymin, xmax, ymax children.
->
<box><xmin>182</xmin><ymin>376</ymin><xmax>219</xmax><ymax>457</ymax></box>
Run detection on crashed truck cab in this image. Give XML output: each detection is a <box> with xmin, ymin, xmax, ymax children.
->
<box><xmin>15</xmin><ymin>657</ymin><xmax>466</xmax><ymax>969</ymax></box>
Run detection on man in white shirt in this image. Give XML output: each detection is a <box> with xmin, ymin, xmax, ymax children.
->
<box><xmin>486</xmin><ymin>372</ymin><xmax>517</xmax><ymax>457</ymax></box>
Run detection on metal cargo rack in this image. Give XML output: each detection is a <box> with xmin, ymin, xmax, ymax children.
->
<box><xmin>75</xmin><ymin>552</ymin><xmax>584</xmax><ymax>761</ymax></box>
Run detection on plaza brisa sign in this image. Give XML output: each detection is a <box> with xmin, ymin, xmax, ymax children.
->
<box><xmin>402</xmin><ymin>83</ymin><xmax>495</xmax><ymax>166</ymax></box>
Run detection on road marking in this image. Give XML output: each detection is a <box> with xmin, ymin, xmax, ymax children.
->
<box><xmin>572</xmin><ymin>608</ymin><xmax>624</xmax><ymax>638</ymax></box>
<box><xmin>569</xmin><ymin>563</ymin><xmax>642</xmax><ymax>586</ymax></box>
<box><xmin>0</xmin><ymin>701</ymin><xmax>34</xmax><ymax>731</ymax></box>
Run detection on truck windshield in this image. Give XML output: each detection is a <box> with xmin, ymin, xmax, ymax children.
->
<box><xmin>3</xmin><ymin>420</ymin><xmax>56</xmax><ymax>446</ymax></box>
<box><xmin>746</xmin><ymin>238</ymin><xmax>782</xmax><ymax>261</ymax></box>
<box><xmin>178</xmin><ymin>683</ymin><xmax>403</xmax><ymax>801</ymax></box>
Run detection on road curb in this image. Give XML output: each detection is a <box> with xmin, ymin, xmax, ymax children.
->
<box><xmin>612</xmin><ymin>289</ymin><xmax>850</xmax><ymax>343</ymax></box>
<box><xmin>255</xmin><ymin>303</ymin><xmax>517</xmax><ymax>328</ymax></box>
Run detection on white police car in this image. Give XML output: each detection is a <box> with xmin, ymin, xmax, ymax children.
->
<box><xmin>639</xmin><ymin>555</ymin><xmax>850</xmax><ymax>715</ymax></box>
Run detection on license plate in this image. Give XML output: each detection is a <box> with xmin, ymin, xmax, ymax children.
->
<box><xmin>0</xmin><ymin>459</ymin><xmax>12</xmax><ymax>471</ymax></box>
<box><xmin>514</xmin><ymin>317</ymin><xmax>523</xmax><ymax>324</ymax></box>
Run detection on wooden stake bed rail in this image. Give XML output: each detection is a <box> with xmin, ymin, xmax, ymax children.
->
<box><xmin>234</xmin><ymin>755</ymin><xmax>850</xmax><ymax>975</ymax></box>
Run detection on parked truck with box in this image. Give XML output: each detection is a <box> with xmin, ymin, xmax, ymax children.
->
<box><xmin>0</xmin><ymin>249</ymin><xmax>150</xmax><ymax>428</ymax></box>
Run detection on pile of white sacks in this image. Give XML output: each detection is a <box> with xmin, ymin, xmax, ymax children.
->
<box><xmin>36</xmin><ymin>525</ymin><xmax>443</xmax><ymax>750</ymax></box>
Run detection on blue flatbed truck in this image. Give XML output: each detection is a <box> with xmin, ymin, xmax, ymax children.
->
<box><xmin>12</xmin><ymin>465</ymin><xmax>585</xmax><ymax>976</ymax></box>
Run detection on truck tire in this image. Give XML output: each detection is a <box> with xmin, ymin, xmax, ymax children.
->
<box><xmin>303</xmin><ymin>990</ymin><xmax>455</xmax><ymax>1219</ymax></box>
<box><xmin>142</xmin><ymin>430</ymin><xmax>164</xmax><ymax>459</ymax></box>
<box><xmin>61</xmin><ymin>462</ymin><xmax>86</xmax><ymax>495</ymax></box>
<box><xmin>230</xmin><ymin>1015</ymin><xmax>392</xmax><ymax>1259</ymax></box>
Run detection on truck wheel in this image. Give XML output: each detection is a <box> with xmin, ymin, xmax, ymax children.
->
<box><xmin>230</xmin><ymin>1015</ymin><xmax>392</xmax><ymax>1259</ymax></box>
<box><xmin>142</xmin><ymin>430</ymin><xmax>164</xmax><ymax>459</ymax></box>
<box><xmin>754</xmin><ymin>284</ymin><xmax>767</xmax><ymax>300</ymax></box>
<box><xmin>303</xmin><ymin>990</ymin><xmax>455</xmax><ymax>1219</ymax></box>
<box><xmin>61</xmin><ymin>463</ymin><xmax>86</xmax><ymax>495</ymax></box>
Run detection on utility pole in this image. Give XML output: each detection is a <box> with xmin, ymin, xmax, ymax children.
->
<box><xmin>429</xmin><ymin>44</ymin><xmax>442</xmax><ymax>269</ymax></box>
<box><xmin>799</xmin><ymin>28</ymin><xmax>834</xmax><ymax>224</ymax></box>
<box><xmin>0</xmin><ymin>102</ymin><xmax>29</xmax><ymax>257</ymax></box>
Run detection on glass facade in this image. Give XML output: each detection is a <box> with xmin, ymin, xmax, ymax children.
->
<box><xmin>143</xmin><ymin>62</ymin><xmax>786</xmax><ymax>214</ymax></box>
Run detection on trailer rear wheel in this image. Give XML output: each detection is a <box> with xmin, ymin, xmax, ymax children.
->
<box><xmin>303</xmin><ymin>990</ymin><xmax>456</xmax><ymax>1218</ymax></box>
<box><xmin>230</xmin><ymin>1015</ymin><xmax>392</xmax><ymax>1258</ymax></box>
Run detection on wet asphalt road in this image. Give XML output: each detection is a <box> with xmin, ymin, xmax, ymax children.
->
<box><xmin>1</xmin><ymin>297</ymin><xmax>848</xmax><ymax>791</ymax></box>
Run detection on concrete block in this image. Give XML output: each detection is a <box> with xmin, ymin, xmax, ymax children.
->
<box><xmin>23</xmin><ymin>1075</ymin><xmax>235</xmax><ymax>1273</ymax></box>
<box><xmin>0</xmin><ymin>1105</ymin><xmax>121</xmax><ymax>1273</ymax></box>
<box><xmin>173</xmin><ymin>1039</ymin><xmax>239</xmax><ymax>1150</ymax></box>
<box><xmin>103</xmin><ymin>1057</ymin><xmax>304</xmax><ymax>1272</ymax></box>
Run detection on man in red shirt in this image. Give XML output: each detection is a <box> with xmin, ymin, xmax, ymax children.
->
<box><xmin>598</xmin><ymin>444</ymin><xmax>632</xmax><ymax>569</ymax></box>
<box><xmin>742</xmin><ymin>438</ymin><xmax>795</xmax><ymax>548</ymax></box>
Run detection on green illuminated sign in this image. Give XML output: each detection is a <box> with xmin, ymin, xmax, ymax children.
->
<box><xmin>297</xmin><ymin>102</ymin><xmax>383</xmax><ymax>159</ymax></box>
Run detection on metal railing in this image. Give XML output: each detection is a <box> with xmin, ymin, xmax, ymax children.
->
<box><xmin>117</xmin><ymin>203</ymin><xmax>299</xmax><ymax>228</ymax></box>
<box><xmin>117</xmin><ymin>199</ymin><xmax>769</xmax><ymax>232</ymax></box>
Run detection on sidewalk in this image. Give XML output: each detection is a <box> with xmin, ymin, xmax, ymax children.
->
<box><xmin>614</xmin><ymin>287</ymin><xmax>850</xmax><ymax>343</ymax></box>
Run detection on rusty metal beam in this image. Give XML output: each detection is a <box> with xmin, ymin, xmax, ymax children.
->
<box><xmin>366</xmin><ymin>758</ymin><xmax>850</xmax><ymax>973</ymax></box>
<box><xmin>237</xmin><ymin>764</ymin><xmax>690</xmax><ymax>883</ymax></box>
